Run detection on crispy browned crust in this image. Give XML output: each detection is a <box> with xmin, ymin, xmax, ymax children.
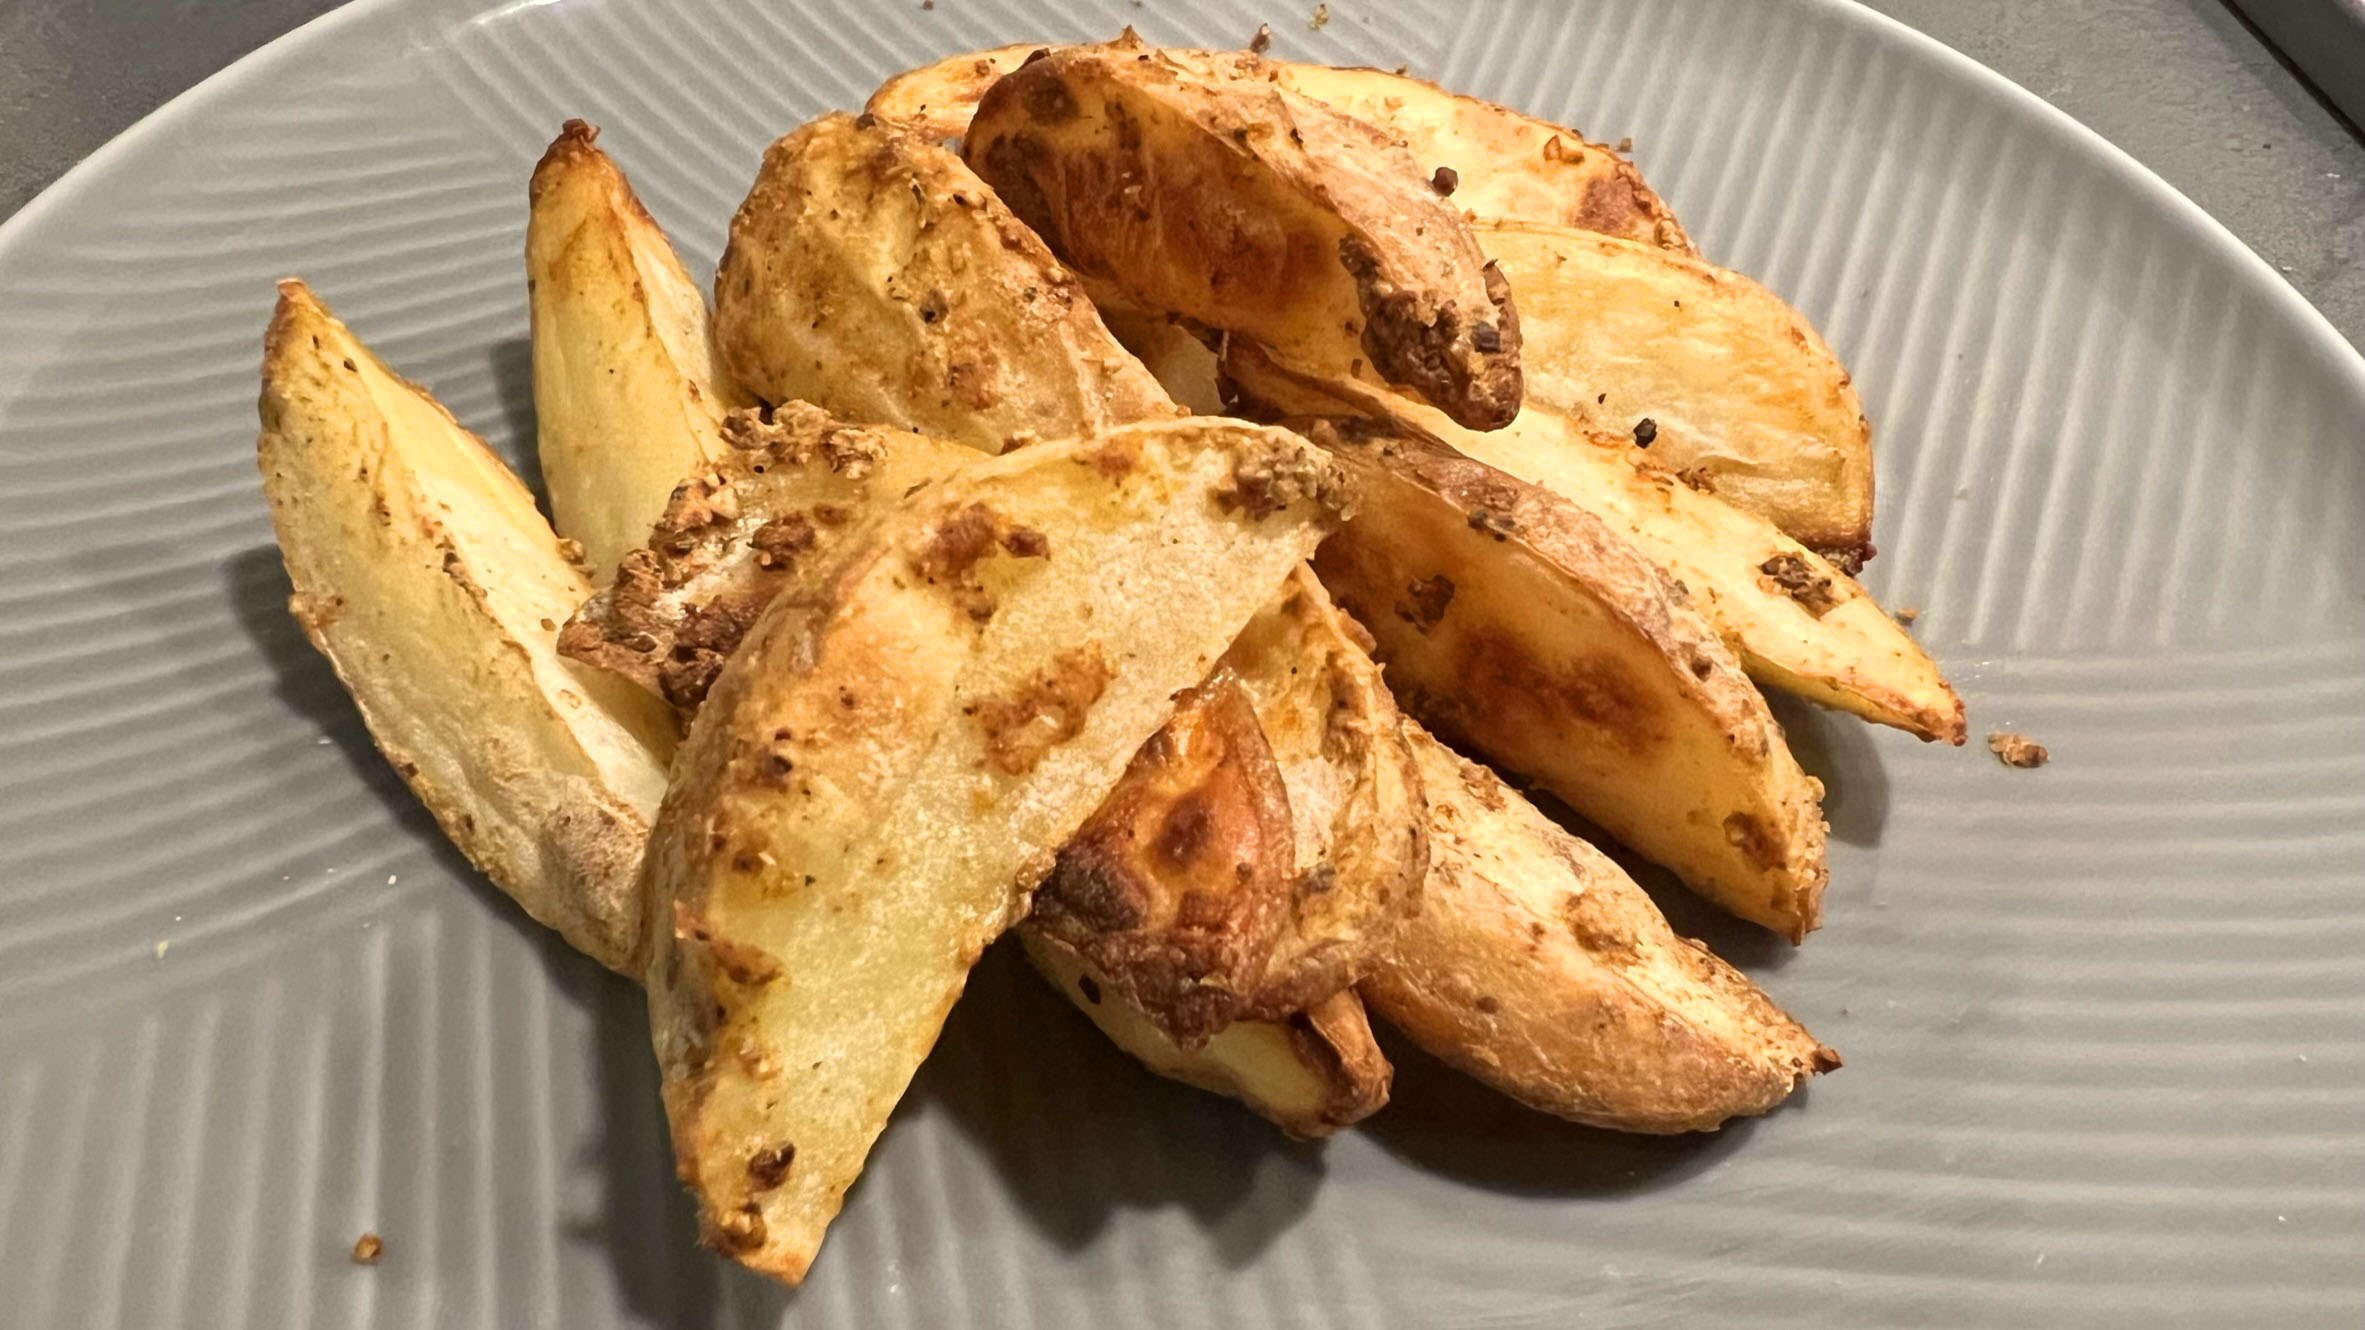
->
<box><xmin>865</xmin><ymin>40</ymin><xmax>1691</xmax><ymax>252</ymax></box>
<box><xmin>558</xmin><ymin>403</ymin><xmax>974</xmax><ymax>718</ymax></box>
<box><xmin>644</xmin><ymin>419</ymin><xmax>1346</xmax><ymax>1282</ymax></box>
<box><xmin>1032</xmin><ymin>676</ymin><xmax>1299</xmax><ymax>1044</ymax></box>
<box><xmin>712</xmin><ymin>111</ymin><xmax>1177</xmax><ymax>452</ymax></box>
<box><xmin>1223</xmin><ymin>361</ymin><xmax>1964</xmax><ymax>745</ymax></box>
<box><xmin>1365</xmin><ymin>727</ymin><xmax>1838</xmax><ymax>1132</ymax></box>
<box><xmin>964</xmin><ymin>39</ymin><xmax>1522</xmax><ymax>430</ymax></box>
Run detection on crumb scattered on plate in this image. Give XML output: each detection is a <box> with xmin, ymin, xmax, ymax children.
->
<box><xmin>352</xmin><ymin>1232</ymin><xmax>384</xmax><ymax>1265</ymax></box>
<box><xmin>1310</xmin><ymin>3</ymin><xmax>1330</xmax><ymax>30</ymax></box>
<box><xmin>1249</xmin><ymin>22</ymin><xmax>1273</xmax><ymax>54</ymax></box>
<box><xmin>1893</xmin><ymin>605</ymin><xmax>1920</xmax><ymax>627</ymax></box>
<box><xmin>1987</xmin><ymin>732</ymin><xmax>2048</xmax><ymax>768</ymax></box>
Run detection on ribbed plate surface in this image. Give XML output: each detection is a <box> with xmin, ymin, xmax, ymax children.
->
<box><xmin>1</xmin><ymin>0</ymin><xmax>2360</xmax><ymax>1324</ymax></box>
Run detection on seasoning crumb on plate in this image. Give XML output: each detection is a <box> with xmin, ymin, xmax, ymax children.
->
<box><xmin>1310</xmin><ymin>3</ymin><xmax>1330</xmax><ymax>30</ymax></box>
<box><xmin>352</xmin><ymin>1232</ymin><xmax>384</xmax><ymax>1265</ymax></box>
<box><xmin>1893</xmin><ymin>605</ymin><xmax>1920</xmax><ymax>627</ymax></box>
<box><xmin>1987</xmin><ymin>732</ymin><xmax>2048</xmax><ymax>768</ymax></box>
<box><xmin>1249</xmin><ymin>22</ymin><xmax>1273</xmax><ymax>54</ymax></box>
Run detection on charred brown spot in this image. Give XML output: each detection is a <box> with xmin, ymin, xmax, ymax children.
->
<box><xmin>1022</xmin><ymin>75</ymin><xmax>1078</xmax><ymax>124</ymax></box>
<box><xmin>1430</xmin><ymin>165</ymin><xmax>1459</xmax><ymax>196</ymax></box>
<box><xmin>1000</xmin><ymin>525</ymin><xmax>1050</xmax><ymax>558</ymax></box>
<box><xmin>746</xmin><ymin>1143</ymin><xmax>797</xmax><ymax>1191</ymax></box>
<box><xmin>1339</xmin><ymin>236</ymin><xmax>1521</xmax><ymax>431</ymax></box>
<box><xmin>1430</xmin><ymin>627</ymin><xmax>1664</xmax><ymax>756</ymax></box>
<box><xmin>1759</xmin><ymin>552</ymin><xmax>1839</xmax><ymax>618</ymax></box>
<box><xmin>714</xmin><ymin>1201</ymin><xmax>767</xmax><ymax>1252</ymax></box>
<box><xmin>1397</xmin><ymin>573</ymin><xmax>1456</xmax><ymax>633</ymax></box>
<box><xmin>913</xmin><ymin>502</ymin><xmax>1026</xmax><ymax>621</ymax></box>
<box><xmin>1574</xmin><ymin>171</ymin><xmax>1653</xmax><ymax>238</ymax></box>
<box><xmin>1466</xmin><ymin>507</ymin><xmax>1518</xmax><ymax>541</ymax></box>
<box><xmin>750</xmin><ymin>512</ymin><xmax>817</xmax><ymax>570</ymax></box>
<box><xmin>968</xmin><ymin>644</ymin><xmax>1115</xmax><ymax>775</ymax></box>
<box><xmin>1217</xmin><ymin>447</ymin><xmax>1346</xmax><ymax>519</ymax></box>
<box><xmin>1474</xmin><ymin>994</ymin><xmax>1501</xmax><ymax>1015</ymax></box>
<box><xmin>1077</xmin><ymin>973</ymin><xmax>1103</xmax><ymax>1004</ymax></box>
<box><xmin>1722</xmin><ymin>812</ymin><xmax>1784</xmax><ymax>872</ymax></box>
<box><xmin>1676</xmin><ymin>466</ymin><xmax>1717</xmax><ymax>493</ymax></box>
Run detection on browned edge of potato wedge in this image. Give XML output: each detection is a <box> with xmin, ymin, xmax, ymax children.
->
<box><xmin>867</xmin><ymin>39</ymin><xmax>1691</xmax><ymax>252</ymax></box>
<box><xmin>1033</xmin><ymin>565</ymin><xmax>1427</xmax><ymax>1041</ymax></box>
<box><xmin>712</xmin><ymin>110</ymin><xmax>1179</xmax><ymax>452</ymax></box>
<box><xmin>1478</xmin><ymin>219</ymin><xmax>1876</xmax><ymax>567</ymax></box>
<box><xmin>1226</xmin><ymin>358</ymin><xmax>1964</xmax><ymax>744</ymax></box>
<box><xmin>1227</xmin><ymin>346</ymin><xmax>1829</xmax><ymax>939</ymax></box>
<box><xmin>1026</xmin><ymin>932</ymin><xmax>1393</xmax><ymax>1138</ymax></box>
<box><xmin>258</xmin><ymin>279</ymin><xmax>677</xmax><ymax>974</ymax></box>
<box><xmin>1367</xmin><ymin>724</ymin><xmax>1838</xmax><ymax>1132</ymax></box>
<box><xmin>560</xmin><ymin>403</ymin><xmax>978</xmax><ymax>718</ymax></box>
<box><xmin>964</xmin><ymin>39</ymin><xmax>1524</xmax><ymax>431</ymax></box>
<box><xmin>642</xmin><ymin>418</ymin><xmax>1348</xmax><ymax>1282</ymax></box>
<box><xmin>528</xmin><ymin>119</ymin><xmax>750</xmax><ymax>578</ymax></box>
<box><xmin>562</xmin><ymin>404</ymin><xmax>1407</xmax><ymax>1134</ymax></box>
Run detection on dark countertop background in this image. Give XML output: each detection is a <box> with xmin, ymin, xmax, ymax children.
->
<box><xmin>3</xmin><ymin>0</ymin><xmax>2360</xmax><ymax>348</ymax></box>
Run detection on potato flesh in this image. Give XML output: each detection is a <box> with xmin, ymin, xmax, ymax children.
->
<box><xmin>528</xmin><ymin>120</ymin><xmax>746</xmax><ymax>577</ymax></box>
<box><xmin>645</xmin><ymin>421</ymin><xmax>1345</xmax><ymax>1281</ymax></box>
<box><xmin>257</xmin><ymin>280</ymin><xmax>675</xmax><ymax>973</ymax></box>
<box><xmin>712</xmin><ymin>111</ymin><xmax>1178</xmax><ymax>453</ymax></box>
<box><xmin>1298</xmin><ymin>416</ymin><xmax>1829</xmax><ymax>939</ymax></box>
<box><xmin>1478</xmin><ymin>220</ymin><xmax>1875</xmax><ymax>564</ymax></box>
<box><xmin>1364</xmin><ymin>726</ymin><xmax>1836</xmax><ymax>1132</ymax></box>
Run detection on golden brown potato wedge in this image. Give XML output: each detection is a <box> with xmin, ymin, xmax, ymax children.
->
<box><xmin>868</xmin><ymin>41</ymin><xmax>1691</xmax><ymax>251</ymax></box>
<box><xmin>528</xmin><ymin>120</ymin><xmax>750</xmax><ymax>577</ymax></box>
<box><xmin>1477</xmin><ymin>219</ymin><xmax>1876</xmax><ymax>567</ymax></box>
<box><xmin>559</xmin><ymin>403</ymin><xmax>976</xmax><ymax>718</ymax></box>
<box><xmin>643</xmin><ymin>419</ymin><xmax>1347</xmax><ymax>1282</ymax></box>
<box><xmin>1243</xmin><ymin>366</ymin><xmax>1828</xmax><ymax>939</ymax></box>
<box><xmin>712</xmin><ymin>111</ymin><xmax>1178</xmax><ymax>452</ymax></box>
<box><xmin>1033</xmin><ymin>566</ymin><xmax>1426</xmax><ymax>1042</ymax></box>
<box><xmin>565</xmin><ymin>413</ymin><xmax>1411</xmax><ymax>1132</ymax></box>
<box><xmin>964</xmin><ymin>40</ymin><xmax>1523</xmax><ymax>431</ymax></box>
<box><xmin>1226</xmin><ymin>358</ymin><xmax>1963</xmax><ymax>744</ymax></box>
<box><xmin>257</xmin><ymin>280</ymin><xmax>677</xmax><ymax>973</ymax></box>
<box><xmin>1366</xmin><ymin>724</ymin><xmax>1838</xmax><ymax>1132</ymax></box>
<box><xmin>1025</xmin><ymin>933</ymin><xmax>1391</xmax><ymax>1138</ymax></box>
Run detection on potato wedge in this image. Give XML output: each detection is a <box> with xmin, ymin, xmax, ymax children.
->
<box><xmin>712</xmin><ymin>111</ymin><xmax>1178</xmax><ymax>452</ymax></box>
<box><xmin>868</xmin><ymin>41</ymin><xmax>1691</xmax><ymax>251</ymax></box>
<box><xmin>1096</xmin><ymin>306</ymin><xmax>1228</xmax><ymax>415</ymax></box>
<box><xmin>1250</xmin><ymin>378</ymin><xmax>1828</xmax><ymax>939</ymax></box>
<box><xmin>643</xmin><ymin>419</ymin><xmax>1347</xmax><ymax>1281</ymax></box>
<box><xmin>1033</xmin><ymin>566</ymin><xmax>1425</xmax><ymax>1041</ymax></box>
<box><xmin>964</xmin><ymin>40</ymin><xmax>1523</xmax><ymax>431</ymax></box>
<box><xmin>1478</xmin><ymin>219</ymin><xmax>1876</xmax><ymax>567</ymax></box>
<box><xmin>257</xmin><ymin>280</ymin><xmax>676</xmax><ymax>973</ymax></box>
<box><xmin>528</xmin><ymin>120</ymin><xmax>749</xmax><ymax>577</ymax></box>
<box><xmin>1366</xmin><ymin>724</ymin><xmax>1838</xmax><ymax>1132</ymax></box>
<box><xmin>1226</xmin><ymin>358</ymin><xmax>1964</xmax><ymax>743</ymax></box>
<box><xmin>559</xmin><ymin>403</ymin><xmax>976</xmax><ymax>718</ymax></box>
<box><xmin>1026</xmin><ymin>933</ymin><xmax>1391</xmax><ymax>1138</ymax></box>
<box><xmin>565</xmin><ymin>413</ymin><xmax>1410</xmax><ymax>1133</ymax></box>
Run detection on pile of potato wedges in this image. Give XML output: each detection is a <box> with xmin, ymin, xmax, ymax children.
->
<box><xmin>256</xmin><ymin>31</ymin><xmax>1965</xmax><ymax>1286</ymax></box>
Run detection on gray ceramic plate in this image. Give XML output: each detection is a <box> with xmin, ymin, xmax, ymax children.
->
<box><xmin>2</xmin><ymin>0</ymin><xmax>2360</xmax><ymax>1325</ymax></box>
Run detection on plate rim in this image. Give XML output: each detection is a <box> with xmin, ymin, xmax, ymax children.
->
<box><xmin>0</xmin><ymin>0</ymin><xmax>2360</xmax><ymax>399</ymax></box>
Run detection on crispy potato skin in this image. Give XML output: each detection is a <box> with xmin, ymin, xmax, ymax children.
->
<box><xmin>528</xmin><ymin>120</ymin><xmax>749</xmax><ymax>577</ymax></box>
<box><xmin>1365</xmin><ymin>726</ymin><xmax>1838</xmax><ymax>1132</ymax></box>
<box><xmin>643</xmin><ymin>420</ymin><xmax>1345</xmax><ymax>1282</ymax></box>
<box><xmin>1226</xmin><ymin>359</ymin><xmax>1964</xmax><ymax>744</ymax></box>
<box><xmin>712</xmin><ymin>112</ymin><xmax>1178</xmax><ymax>452</ymax></box>
<box><xmin>1477</xmin><ymin>220</ymin><xmax>1875</xmax><ymax>565</ymax></box>
<box><xmin>1033</xmin><ymin>565</ymin><xmax>1427</xmax><ymax>1044</ymax></box>
<box><xmin>560</xmin><ymin>403</ymin><xmax>975</xmax><ymax>718</ymax></box>
<box><xmin>258</xmin><ymin>281</ymin><xmax>676</xmax><ymax>973</ymax></box>
<box><xmin>965</xmin><ymin>42</ymin><xmax>1523</xmax><ymax>431</ymax></box>
<box><xmin>1032</xmin><ymin>675</ymin><xmax>1300</xmax><ymax>1042</ymax></box>
<box><xmin>1025</xmin><ymin>932</ymin><xmax>1392</xmax><ymax>1138</ymax></box>
<box><xmin>1264</xmin><ymin>392</ymin><xmax>1829</xmax><ymax>940</ymax></box>
<box><xmin>868</xmin><ymin>41</ymin><xmax>1690</xmax><ymax>251</ymax></box>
